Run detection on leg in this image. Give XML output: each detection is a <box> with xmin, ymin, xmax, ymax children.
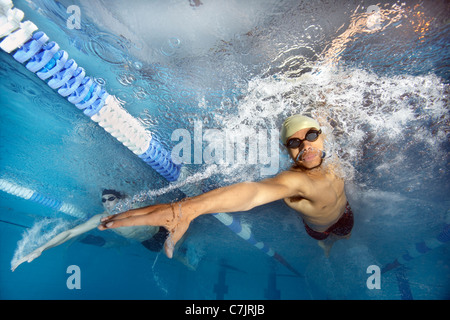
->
<box><xmin>318</xmin><ymin>232</ymin><xmax>352</xmax><ymax>257</ymax></box>
<box><xmin>318</xmin><ymin>205</ymin><xmax>354</xmax><ymax>256</ymax></box>
<box><xmin>317</xmin><ymin>235</ymin><xmax>336</xmax><ymax>257</ymax></box>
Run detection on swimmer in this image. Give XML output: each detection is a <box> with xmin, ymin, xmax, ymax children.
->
<box><xmin>99</xmin><ymin>115</ymin><xmax>354</xmax><ymax>258</ymax></box>
<box><xmin>12</xmin><ymin>189</ymin><xmax>194</xmax><ymax>271</ymax></box>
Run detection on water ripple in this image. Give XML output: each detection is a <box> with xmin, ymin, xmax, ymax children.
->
<box><xmin>86</xmin><ymin>32</ymin><xmax>130</xmax><ymax>65</ymax></box>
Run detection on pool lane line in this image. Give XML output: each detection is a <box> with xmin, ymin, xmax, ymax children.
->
<box><xmin>381</xmin><ymin>224</ymin><xmax>450</xmax><ymax>274</ymax></box>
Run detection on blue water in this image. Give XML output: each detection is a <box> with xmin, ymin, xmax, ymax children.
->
<box><xmin>1</xmin><ymin>0</ymin><xmax>449</xmax><ymax>300</ymax></box>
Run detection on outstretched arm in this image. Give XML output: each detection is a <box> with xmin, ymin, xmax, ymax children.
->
<box><xmin>99</xmin><ymin>171</ymin><xmax>308</xmax><ymax>258</ymax></box>
<box><xmin>12</xmin><ymin>213</ymin><xmax>104</xmax><ymax>271</ymax></box>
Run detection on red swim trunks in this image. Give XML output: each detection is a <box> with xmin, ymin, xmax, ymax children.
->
<box><xmin>303</xmin><ymin>202</ymin><xmax>354</xmax><ymax>240</ymax></box>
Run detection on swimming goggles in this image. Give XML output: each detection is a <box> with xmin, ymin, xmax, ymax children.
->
<box><xmin>285</xmin><ymin>129</ymin><xmax>322</xmax><ymax>149</ymax></box>
<box><xmin>102</xmin><ymin>196</ymin><xmax>116</xmax><ymax>203</ymax></box>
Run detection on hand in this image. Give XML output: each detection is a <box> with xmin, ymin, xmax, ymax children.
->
<box><xmin>11</xmin><ymin>249</ymin><xmax>42</xmax><ymax>272</ymax></box>
<box><xmin>98</xmin><ymin>203</ymin><xmax>192</xmax><ymax>258</ymax></box>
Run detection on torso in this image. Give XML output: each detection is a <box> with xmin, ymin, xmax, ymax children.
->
<box><xmin>283</xmin><ymin>167</ymin><xmax>347</xmax><ymax>232</ymax></box>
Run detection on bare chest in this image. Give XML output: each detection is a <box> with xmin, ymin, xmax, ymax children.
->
<box><xmin>284</xmin><ymin>173</ymin><xmax>346</xmax><ymax>228</ymax></box>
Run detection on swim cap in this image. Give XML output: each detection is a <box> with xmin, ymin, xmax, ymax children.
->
<box><xmin>280</xmin><ymin>115</ymin><xmax>321</xmax><ymax>144</ymax></box>
<box><xmin>102</xmin><ymin>189</ymin><xmax>123</xmax><ymax>199</ymax></box>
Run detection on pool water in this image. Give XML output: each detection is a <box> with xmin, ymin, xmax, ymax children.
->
<box><xmin>0</xmin><ymin>0</ymin><xmax>449</xmax><ymax>300</ymax></box>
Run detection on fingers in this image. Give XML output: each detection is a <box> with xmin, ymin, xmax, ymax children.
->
<box><xmin>11</xmin><ymin>262</ymin><xmax>20</xmax><ymax>272</ymax></box>
<box><xmin>164</xmin><ymin>220</ymin><xmax>190</xmax><ymax>259</ymax></box>
<box><xmin>100</xmin><ymin>204</ymin><xmax>171</xmax><ymax>224</ymax></box>
<box><xmin>100</xmin><ymin>207</ymin><xmax>148</xmax><ymax>223</ymax></box>
<box><xmin>97</xmin><ymin>201</ymin><xmax>193</xmax><ymax>260</ymax></box>
<box><xmin>98</xmin><ymin>214</ymin><xmax>151</xmax><ymax>230</ymax></box>
<box><xmin>164</xmin><ymin>234</ymin><xmax>175</xmax><ymax>259</ymax></box>
<box><xmin>98</xmin><ymin>204</ymin><xmax>174</xmax><ymax>231</ymax></box>
<box><xmin>11</xmin><ymin>254</ymin><xmax>33</xmax><ymax>272</ymax></box>
<box><xmin>98</xmin><ymin>210</ymin><xmax>146</xmax><ymax>228</ymax></box>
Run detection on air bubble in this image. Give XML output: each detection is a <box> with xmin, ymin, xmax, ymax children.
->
<box><xmin>94</xmin><ymin>77</ymin><xmax>106</xmax><ymax>86</ymax></box>
<box><xmin>133</xmin><ymin>61</ymin><xmax>143</xmax><ymax>70</ymax></box>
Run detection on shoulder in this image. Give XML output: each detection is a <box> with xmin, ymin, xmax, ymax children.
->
<box><xmin>269</xmin><ymin>168</ymin><xmax>311</xmax><ymax>187</ymax></box>
<box><xmin>259</xmin><ymin>169</ymin><xmax>313</xmax><ymax>197</ymax></box>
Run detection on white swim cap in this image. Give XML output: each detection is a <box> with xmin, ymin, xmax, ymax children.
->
<box><xmin>280</xmin><ymin>115</ymin><xmax>321</xmax><ymax>144</ymax></box>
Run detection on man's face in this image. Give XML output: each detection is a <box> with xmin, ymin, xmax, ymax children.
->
<box><xmin>286</xmin><ymin>127</ymin><xmax>324</xmax><ymax>170</ymax></box>
<box><xmin>102</xmin><ymin>193</ymin><xmax>119</xmax><ymax>213</ymax></box>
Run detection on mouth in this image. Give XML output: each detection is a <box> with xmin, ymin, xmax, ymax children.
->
<box><xmin>295</xmin><ymin>148</ymin><xmax>323</xmax><ymax>163</ymax></box>
<box><xmin>301</xmin><ymin>152</ymin><xmax>318</xmax><ymax>162</ymax></box>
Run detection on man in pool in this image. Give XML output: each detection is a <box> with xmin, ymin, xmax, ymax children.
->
<box><xmin>99</xmin><ymin>115</ymin><xmax>354</xmax><ymax>257</ymax></box>
<box><xmin>11</xmin><ymin>189</ymin><xmax>196</xmax><ymax>271</ymax></box>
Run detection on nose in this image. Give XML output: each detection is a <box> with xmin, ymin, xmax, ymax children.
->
<box><xmin>301</xmin><ymin>141</ymin><xmax>313</xmax><ymax>151</ymax></box>
<box><xmin>295</xmin><ymin>147</ymin><xmax>310</xmax><ymax>162</ymax></box>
